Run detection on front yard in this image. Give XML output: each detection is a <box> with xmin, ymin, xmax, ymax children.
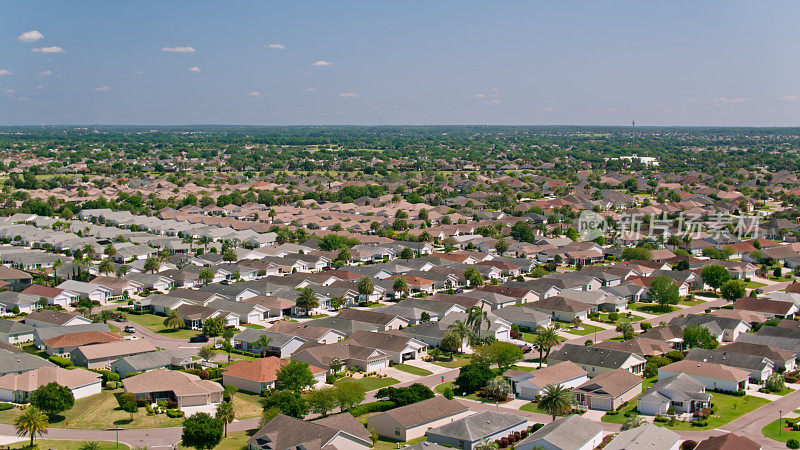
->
<box><xmin>392</xmin><ymin>364</ymin><xmax>433</xmax><ymax>376</ymax></box>
<box><xmin>335</xmin><ymin>376</ymin><xmax>399</xmax><ymax>391</ymax></box>
<box><xmin>763</xmin><ymin>418</ymin><xmax>800</xmax><ymax>444</ymax></box>
<box><xmin>558</xmin><ymin>322</ymin><xmax>604</xmax><ymax>336</ymax></box>
<box><xmin>10</xmin><ymin>440</ymin><xmax>127</xmax><ymax>450</ymax></box>
<box><xmin>596</xmin><ymin>313</ymin><xmax>646</xmax><ymax>324</ymax></box>
<box><xmin>431</xmin><ymin>354</ymin><xmax>472</xmax><ymax>368</ymax></box>
<box><xmin>123</xmin><ymin>311</ymin><xmax>199</xmax><ymax>339</ymax></box>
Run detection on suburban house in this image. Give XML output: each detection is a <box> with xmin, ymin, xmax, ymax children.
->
<box><xmin>367</xmin><ymin>396</ymin><xmax>471</xmax><ymax>441</ymax></box>
<box><xmin>24</xmin><ymin>310</ymin><xmax>93</xmax><ymax>328</ymax></box>
<box><xmin>425</xmin><ymin>411</ymin><xmax>528</xmax><ymax>450</ymax></box>
<box><xmin>734</xmin><ymin>296</ymin><xmax>798</xmax><ymax>319</ymax></box>
<box><xmin>70</xmin><ymin>338</ymin><xmax>157</xmax><ymax>369</ymax></box>
<box><xmin>0</xmin><ymin>349</ymin><xmax>55</xmax><ymax>376</ymax></box>
<box><xmin>43</xmin><ymin>330</ymin><xmax>123</xmax><ymax>356</ymax></box>
<box><xmin>657</xmin><ymin>360</ymin><xmax>749</xmax><ymax>392</ymax></box>
<box><xmin>122</xmin><ymin>368</ymin><xmax>224</xmax><ymax>412</ymax></box>
<box><xmin>0</xmin><ymin>366</ymin><xmax>101</xmax><ymax>402</ymax></box>
<box><xmin>516</xmin><ymin>415</ymin><xmax>604</xmax><ymax>450</ymax></box>
<box><xmin>686</xmin><ymin>348</ymin><xmax>773</xmax><ymax>383</ymax></box>
<box><xmin>604</xmin><ymin>424</ymin><xmax>681</xmax><ymax>450</ymax></box>
<box><xmin>722</xmin><ymin>341</ymin><xmax>796</xmax><ymax>372</ymax></box>
<box><xmin>268</xmin><ymin>322</ymin><xmax>346</xmax><ymax>344</ymax></box>
<box><xmin>111</xmin><ymin>349</ymin><xmax>194</xmax><ymax>377</ymax></box>
<box><xmin>334</xmin><ymin>308</ymin><xmax>411</xmax><ymax>331</ymax></box>
<box><xmin>637</xmin><ymin>373</ymin><xmax>711</xmax><ymax>416</ymax></box>
<box><xmin>547</xmin><ymin>344</ymin><xmax>647</xmax><ymax>377</ymax></box>
<box><xmin>247</xmin><ymin>413</ymin><xmax>372</xmax><ymax>450</ymax></box>
<box><xmin>345</xmin><ymin>330</ymin><xmax>427</xmax><ymax>364</ymax></box>
<box><xmin>56</xmin><ymin>280</ymin><xmax>113</xmax><ymax>304</ymax></box>
<box><xmin>175</xmin><ymin>304</ymin><xmax>240</xmax><ymax>329</ymax></box>
<box><xmin>694</xmin><ymin>433</ymin><xmax>761</xmax><ymax>450</ymax></box>
<box><xmin>21</xmin><ymin>285</ymin><xmax>78</xmax><ymax>308</ymax></box>
<box><xmin>222</xmin><ymin>357</ymin><xmax>327</xmax><ymax>394</ymax></box>
<box><xmin>292</xmin><ymin>341</ymin><xmax>390</xmax><ymax>372</ymax></box>
<box><xmin>491</xmin><ymin>305</ymin><xmax>552</xmax><ymax>330</ymax></box>
<box><xmin>508</xmin><ymin>361</ymin><xmax>588</xmax><ymax>400</ymax></box>
<box><xmin>527</xmin><ymin>296</ymin><xmax>593</xmax><ymax>321</ymax></box>
<box><xmin>233</xmin><ymin>329</ymin><xmax>307</xmax><ymax>358</ymax></box>
<box><xmin>571</xmin><ymin>368</ymin><xmax>643</xmax><ymax>411</ymax></box>
<box><xmin>0</xmin><ymin>318</ymin><xmax>35</xmax><ymax>344</ymax></box>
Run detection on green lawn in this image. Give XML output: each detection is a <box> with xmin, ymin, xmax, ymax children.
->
<box><xmin>630</xmin><ymin>303</ymin><xmax>677</xmax><ymax>314</ymax></box>
<box><xmin>335</xmin><ymin>376</ymin><xmax>399</xmax><ymax>391</ymax></box>
<box><xmin>522</xmin><ymin>332</ymin><xmax>565</xmax><ymax>344</ymax></box>
<box><xmin>520</xmin><ymin>401</ymin><xmax>572</xmax><ymax>417</ymax></box>
<box><xmin>231</xmin><ymin>390</ymin><xmax>267</xmax><ymax>419</ymax></box>
<box><xmin>431</xmin><ymin>355</ymin><xmax>472</xmax><ymax>368</ymax></box>
<box><xmin>178</xmin><ymin>430</ymin><xmax>253</xmax><ymax>450</ymax></box>
<box><xmin>374</xmin><ymin>436</ymin><xmax>427</xmax><ymax>450</ymax></box>
<box><xmin>766</xmin><ymin>387</ymin><xmax>795</xmax><ymax>396</ymax></box>
<box><xmin>241</xmin><ymin>323</ymin><xmax>265</xmax><ymax>329</ymax></box>
<box><xmin>602</xmin><ymin>402</ymin><xmax>639</xmax><ymax>424</ymax></box>
<box><xmin>392</xmin><ymin>364</ymin><xmax>433</xmax><ymax>376</ymax></box>
<box><xmin>596</xmin><ymin>313</ymin><xmax>646</xmax><ymax>324</ymax></box>
<box><xmin>745</xmin><ymin>281</ymin><xmax>767</xmax><ymax>289</ymax></box>
<box><xmin>762</xmin><ymin>418</ymin><xmax>800</xmax><ymax>443</ymax></box>
<box><xmin>559</xmin><ymin>323</ymin><xmax>604</xmax><ymax>336</ymax></box>
<box><xmin>0</xmin><ymin>389</ymin><xmax>184</xmax><ymax>429</ymax></box>
<box><xmin>657</xmin><ymin>393</ymin><xmax>769</xmax><ymax>430</ymax></box>
<box><xmin>508</xmin><ymin>364</ymin><xmax>537</xmax><ymax>372</ymax></box>
<box><xmin>123</xmin><ymin>312</ymin><xmax>199</xmax><ymax>339</ymax></box>
<box><xmin>678</xmin><ymin>299</ymin><xmax>706</xmax><ymax>306</ymax></box>
<box><xmin>10</xmin><ymin>440</ymin><xmax>128</xmax><ymax>450</ymax></box>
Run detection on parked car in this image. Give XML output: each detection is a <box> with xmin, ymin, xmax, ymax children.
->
<box><xmin>123</xmin><ymin>325</ymin><xmax>136</xmax><ymax>333</ymax></box>
<box><xmin>190</xmin><ymin>333</ymin><xmax>209</xmax><ymax>343</ymax></box>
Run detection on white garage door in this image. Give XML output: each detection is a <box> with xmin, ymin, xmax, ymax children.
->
<box><xmin>367</xmin><ymin>359</ymin><xmax>386</xmax><ymax>371</ymax></box>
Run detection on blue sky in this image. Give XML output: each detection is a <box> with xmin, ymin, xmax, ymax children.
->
<box><xmin>1</xmin><ymin>1</ymin><xmax>798</xmax><ymax>126</ymax></box>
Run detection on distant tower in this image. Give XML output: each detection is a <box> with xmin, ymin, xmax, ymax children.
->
<box><xmin>632</xmin><ymin>120</ymin><xmax>635</xmax><ymax>127</ymax></box>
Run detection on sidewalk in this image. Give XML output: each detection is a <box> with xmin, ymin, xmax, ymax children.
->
<box><xmin>403</xmin><ymin>358</ymin><xmax>451</xmax><ymax>374</ymax></box>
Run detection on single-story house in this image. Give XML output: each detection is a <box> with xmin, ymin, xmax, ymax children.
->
<box><xmin>24</xmin><ymin>310</ymin><xmax>93</xmax><ymax>328</ymax></box>
<box><xmin>123</xmin><ymin>368</ymin><xmax>223</xmax><ymax>411</ymax></box>
<box><xmin>0</xmin><ymin>318</ymin><xmax>35</xmax><ymax>344</ymax></box>
<box><xmin>247</xmin><ymin>413</ymin><xmax>372</xmax><ymax>450</ymax></box>
<box><xmin>527</xmin><ymin>296</ymin><xmax>593</xmax><ymax>322</ymax></box>
<box><xmin>509</xmin><ymin>361</ymin><xmax>588</xmax><ymax>400</ymax></box>
<box><xmin>111</xmin><ymin>349</ymin><xmax>194</xmax><ymax>378</ymax></box>
<box><xmin>0</xmin><ymin>366</ymin><xmax>101</xmax><ymax>402</ymax></box>
<box><xmin>571</xmin><ymin>368</ymin><xmax>643</xmax><ymax>411</ymax></box>
<box><xmin>425</xmin><ymin>411</ymin><xmax>528</xmax><ymax>450</ymax></box>
<box><xmin>222</xmin><ymin>357</ymin><xmax>327</xmax><ymax>394</ymax></box>
<box><xmin>658</xmin><ymin>360</ymin><xmax>749</xmax><ymax>392</ymax></box>
<box><xmin>516</xmin><ymin>415</ymin><xmax>604</xmax><ymax>450</ymax></box>
<box><xmin>367</xmin><ymin>396</ymin><xmax>471</xmax><ymax>441</ymax></box>
<box><xmin>638</xmin><ymin>373</ymin><xmax>711</xmax><ymax>416</ymax></box>
<box><xmin>56</xmin><ymin>280</ymin><xmax>113</xmax><ymax>304</ymax></box>
<box><xmin>233</xmin><ymin>329</ymin><xmax>307</xmax><ymax>358</ymax></box>
<box><xmin>604</xmin><ymin>424</ymin><xmax>681</xmax><ymax>450</ymax></box>
<box><xmin>43</xmin><ymin>330</ymin><xmax>123</xmax><ymax>357</ymax></box>
<box><xmin>71</xmin><ymin>338</ymin><xmax>157</xmax><ymax>369</ymax></box>
<box><xmin>20</xmin><ymin>285</ymin><xmax>78</xmax><ymax>308</ymax></box>
<box><xmin>293</xmin><ymin>341</ymin><xmax>390</xmax><ymax>372</ymax></box>
<box><xmin>547</xmin><ymin>344</ymin><xmax>647</xmax><ymax>377</ymax></box>
<box><xmin>345</xmin><ymin>330</ymin><xmax>427</xmax><ymax>364</ymax></box>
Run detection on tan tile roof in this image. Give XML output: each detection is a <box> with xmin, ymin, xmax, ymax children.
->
<box><xmin>0</xmin><ymin>366</ymin><xmax>100</xmax><ymax>391</ymax></box>
<box><xmin>123</xmin><ymin>368</ymin><xmax>223</xmax><ymax>397</ymax></box>
<box><xmin>75</xmin><ymin>338</ymin><xmax>156</xmax><ymax>360</ymax></box>
<box><xmin>44</xmin><ymin>331</ymin><xmax>122</xmax><ymax>348</ymax></box>
<box><xmin>572</xmin><ymin>368</ymin><xmax>642</xmax><ymax>398</ymax></box>
<box><xmin>224</xmin><ymin>357</ymin><xmax>324</xmax><ymax>382</ymax></box>
<box><xmin>660</xmin><ymin>359</ymin><xmax>749</xmax><ymax>382</ymax></box>
<box><xmin>373</xmin><ymin>396</ymin><xmax>468</xmax><ymax>428</ymax></box>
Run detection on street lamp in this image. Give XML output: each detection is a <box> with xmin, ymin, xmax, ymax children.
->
<box><xmin>780</xmin><ymin>410</ymin><xmax>783</xmax><ymax>436</ymax></box>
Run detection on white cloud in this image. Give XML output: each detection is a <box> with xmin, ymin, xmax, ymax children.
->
<box><xmin>37</xmin><ymin>70</ymin><xmax>52</xmax><ymax>76</ymax></box>
<box><xmin>713</xmin><ymin>96</ymin><xmax>748</xmax><ymax>105</ymax></box>
<box><xmin>268</xmin><ymin>43</ymin><xmax>286</xmax><ymax>50</ymax></box>
<box><xmin>248</xmin><ymin>91</ymin><xmax>261</xmax><ymax>96</ymax></box>
<box><xmin>31</xmin><ymin>46</ymin><xmax>65</xmax><ymax>54</ymax></box>
<box><xmin>339</xmin><ymin>92</ymin><xmax>359</xmax><ymax>98</ymax></box>
<box><xmin>93</xmin><ymin>86</ymin><xmax>111</xmax><ymax>92</ymax></box>
<box><xmin>18</xmin><ymin>30</ymin><xmax>44</xmax><ymax>42</ymax></box>
<box><xmin>189</xmin><ymin>66</ymin><xmax>201</xmax><ymax>72</ymax></box>
<box><xmin>135</xmin><ymin>70</ymin><xmax>143</xmax><ymax>75</ymax></box>
<box><xmin>489</xmin><ymin>99</ymin><xmax>502</xmax><ymax>104</ymax></box>
<box><xmin>306</xmin><ymin>87</ymin><xmax>317</xmax><ymax>92</ymax></box>
<box><xmin>313</xmin><ymin>60</ymin><xmax>332</xmax><ymax>66</ymax></box>
<box><xmin>474</xmin><ymin>93</ymin><xmax>485</xmax><ymax>98</ymax></box>
<box><xmin>781</xmin><ymin>94</ymin><xmax>798</xmax><ymax>102</ymax></box>
<box><xmin>0</xmin><ymin>70</ymin><xmax>12</xmax><ymax>76</ymax></box>
<box><xmin>161</xmin><ymin>46</ymin><xmax>195</xmax><ymax>53</ymax></box>
<box><xmin>490</xmin><ymin>88</ymin><xmax>500</xmax><ymax>92</ymax></box>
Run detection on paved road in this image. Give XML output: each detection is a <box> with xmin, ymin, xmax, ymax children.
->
<box><xmin>110</xmin><ymin>319</ymin><xmax>218</xmax><ymax>353</ymax></box>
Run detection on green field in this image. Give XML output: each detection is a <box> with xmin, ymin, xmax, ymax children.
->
<box><xmin>123</xmin><ymin>312</ymin><xmax>199</xmax><ymax>339</ymax></box>
<box><xmin>392</xmin><ymin>364</ymin><xmax>433</xmax><ymax>376</ymax></box>
<box><xmin>9</xmin><ymin>440</ymin><xmax>128</xmax><ymax>450</ymax></box>
<box><xmin>335</xmin><ymin>376</ymin><xmax>399</xmax><ymax>391</ymax></box>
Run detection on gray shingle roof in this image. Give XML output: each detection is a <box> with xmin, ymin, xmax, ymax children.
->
<box><xmin>426</xmin><ymin>411</ymin><xmax>525</xmax><ymax>441</ymax></box>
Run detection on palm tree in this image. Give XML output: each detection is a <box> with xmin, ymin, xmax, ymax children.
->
<box><xmin>447</xmin><ymin>320</ymin><xmax>471</xmax><ymax>354</ymax></box>
<box><xmin>163</xmin><ymin>309</ymin><xmax>185</xmax><ymax>331</ymax></box>
<box><xmin>466</xmin><ymin>305</ymin><xmax>490</xmax><ymax>341</ymax></box>
<box><xmin>532</xmin><ymin>333</ymin><xmax>548</xmax><ymax>369</ymax></box>
<box><xmin>182</xmin><ymin>235</ymin><xmax>195</xmax><ymax>251</ymax></box>
<box><xmin>621</xmin><ymin>413</ymin><xmax>646</xmax><ymax>431</ymax></box>
<box><xmin>143</xmin><ymin>257</ymin><xmax>160</xmax><ymax>274</ymax></box>
<box><xmin>357</xmin><ymin>277</ymin><xmax>375</xmax><ymax>303</ymax></box>
<box><xmin>392</xmin><ymin>277</ymin><xmax>409</xmax><ymax>297</ymax></box>
<box><xmin>485</xmin><ymin>376</ymin><xmax>511</xmax><ymax>401</ymax></box>
<box><xmin>81</xmin><ymin>243</ymin><xmax>96</xmax><ymax>259</ymax></box>
<box><xmin>616</xmin><ymin>322</ymin><xmax>635</xmax><ymax>341</ymax></box>
<box><xmin>198</xmin><ymin>235</ymin><xmax>212</xmax><ymax>251</ymax></box>
<box><xmin>666</xmin><ymin>235</ymin><xmax>681</xmax><ymax>251</ymax></box>
<box><xmin>295</xmin><ymin>287</ymin><xmax>319</xmax><ymax>316</ymax></box>
<box><xmin>219</xmin><ymin>339</ymin><xmax>234</xmax><ymax>364</ymax></box>
<box><xmin>104</xmin><ymin>244</ymin><xmax>117</xmax><ymax>257</ymax></box>
<box><xmin>253</xmin><ymin>335</ymin><xmax>273</xmax><ymax>357</ymax></box>
<box><xmin>115</xmin><ymin>264</ymin><xmax>129</xmax><ymax>278</ymax></box>
<box><xmin>475</xmin><ymin>439</ymin><xmax>499</xmax><ymax>450</ymax></box>
<box><xmin>537</xmin><ymin>325</ymin><xmax>560</xmax><ymax>362</ymax></box>
<box><xmin>198</xmin><ymin>268</ymin><xmax>214</xmax><ymax>285</ymax></box>
<box><xmin>538</xmin><ymin>384</ymin><xmax>573</xmax><ymax>421</ymax></box>
<box><xmin>52</xmin><ymin>258</ymin><xmax>64</xmax><ymax>286</ymax></box>
<box><xmin>215</xmin><ymin>401</ymin><xmax>235</xmax><ymax>437</ymax></box>
<box><xmin>14</xmin><ymin>405</ymin><xmax>49</xmax><ymax>448</ymax></box>
<box><xmin>98</xmin><ymin>258</ymin><xmax>114</xmax><ymax>276</ymax></box>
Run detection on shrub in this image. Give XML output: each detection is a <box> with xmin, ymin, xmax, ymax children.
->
<box><xmin>665</xmin><ymin>351</ymin><xmax>684</xmax><ymax>362</ymax></box>
<box><xmin>691</xmin><ymin>420</ymin><xmax>708</xmax><ymax>427</ymax></box>
<box><xmin>654</xmin><ymin>416</ymin><xmax>669</xmax><ymax>423</ymax></box>
<box><xmin>787</xmin><ymin>439</ymin><xmax>800</xmax><ymax>449</ymax></box>
<box><xmin>48</xmin><ymin>355</ymin><xmax>73</xmax><ymax>368</ymax></box>
<box><xmin>608</xmin><ymin>312</ymin><xmax>619</xmax><ymax>322</ymax></box>
<box><xmin>640</xmin><ymin>322</ymin><xmax>652</xmax><ymax>331</ymax></box>
<box><xmin>166</xmin><ymin>409</ymin><xmax>185</xmax><ymax>418</ymax></box>
<box><xmin>584</xmin><ymin>339</ymin><xmax>593</xmax><ymax>346</ymax></box>
<box><xmin>681</xmin><ymin>441</ymin><xmax>698</xmax><ymax>450</ymax></box>
<box><xmin>348</xmin><ymin>400</ymin><xmax>395</xmax><ymax>417</ymax></box>
<box><xmin>0</xmin><ymin>403</ymin><xmax>13</xmax><ymax>411</ymax></box>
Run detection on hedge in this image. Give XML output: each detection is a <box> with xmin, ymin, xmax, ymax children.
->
<box><xmin>48</xmin><ymin>355</ymin><xmax>74</xmax><ymax>368</ymax></box>
<box><xmin>348</xmin><ymin>401</ymin><xmax>396</xmax><ymax>417</ymax></box>
<box><xmin>0</xmin><ymin>403</ymin><xmax>13</xmax><ymax>411</ymax></box>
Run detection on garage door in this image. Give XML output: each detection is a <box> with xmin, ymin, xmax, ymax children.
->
<box><xmin>367</xmin><ymin>359</ymin><xmax>386</xmax><ymax>371</ymax></box>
